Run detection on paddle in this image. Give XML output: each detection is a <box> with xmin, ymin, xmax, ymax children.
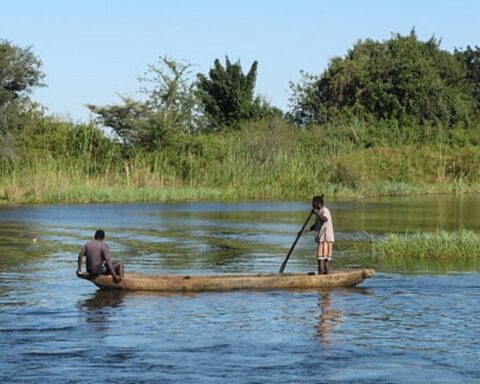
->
<box><xmin>279</xmin><ymin>210</ymin><xmax>314</xmax><ymax>273</ymax></box>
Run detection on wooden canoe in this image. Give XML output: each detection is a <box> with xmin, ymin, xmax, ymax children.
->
<box><xmin>77</xmin><ymin>268</ymin><xmax>375</xmax><ymax>292</ymax></box>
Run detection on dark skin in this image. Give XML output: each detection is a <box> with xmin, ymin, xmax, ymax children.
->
<box><xmin>76</xmin><ymin>245</ymin><xmax>123</xmax><ymax>284</ymax></box>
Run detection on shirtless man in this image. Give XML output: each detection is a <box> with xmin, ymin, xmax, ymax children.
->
<box><xmin>76</xmin><ymin>230</ymin><xmax>124</xmax><ymax>283</ymax></box>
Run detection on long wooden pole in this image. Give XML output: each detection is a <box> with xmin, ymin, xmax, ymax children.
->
<box><xmin>279</xmin><ymin>211</ymin><xmax>313</xmax><ymax>273</ymax></box>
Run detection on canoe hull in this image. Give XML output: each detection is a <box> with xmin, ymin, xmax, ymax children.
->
<box><xmin>77</xmin><ymin>269</ymin><xmax>375</xmax><ymax>292</ymax></box>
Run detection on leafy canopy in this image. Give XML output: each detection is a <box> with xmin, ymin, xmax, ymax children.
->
<box><xmin>0</xmin><ymin>39</ymin><xmax>45</xmax><ymax>159</ymax></box>
<box><xmin>88</xmin><ymin>56</ymin><xmax>197</xmax><ymax>150</ymax></box>
<box><xmin>196</xmin><ymin>57</ymin><xmax>277</xmax><ymax>130</ymax></box>
<box><xmin>0</xmin><ymin>39</ymin><xmax>44</xmax><ymax>107</ymax></box>
<box><xmin>455</xmin><ymin>45</ymin><xmax>480</xmax><ymax>108</ymax></box>
<box><xmin>290</xmin><ymin>30</ymin><xmax>478</xmax><ymax>127</ymax></box>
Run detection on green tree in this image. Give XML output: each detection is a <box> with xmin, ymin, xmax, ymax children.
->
<box><xmin>88</xmin><ymin>96</ymin><xmax>149</xmax><ymax>148</ymax></box>
<box><xmin>455</xmin><ymin>45</ymin><xmax>480</xmax><ymax>108</ymax></box>
<box><xmin>0</xmin><ymin>40</ymin><xmax>44</xmax><ymax>106</ymax></box>
<box><xmin>0</xmin><ymin>39</ymin><xmax>45</xmax><ymax>159</ymax></box>
<box><xmin>88</xmin><ymin>56</ymin><xmax>197</xmax><ymax>150</ymax></box>
<box><xmin>138</xmin><ymin>56</ymin><xmax>198</xmax><ymax>134</ymax></box>
<box><xmin>196</xmin><ymin>57</ymin><xmax>278</xmax><ymax>131</ymax></box>
<box><xmin>289</xmin><ymin>30</ymin><xmax>477</xmax><ymax>127</ymax></box>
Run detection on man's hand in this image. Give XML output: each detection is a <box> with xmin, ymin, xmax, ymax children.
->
<box><xmin>298</xmin><ymin>228</ymin><xmax>309</xmax><ymax>236</ymax></box>
<box><xmin>112</xmin><ymin>274</ymin><xmax>122</xmax><ymax>284</ymax></box>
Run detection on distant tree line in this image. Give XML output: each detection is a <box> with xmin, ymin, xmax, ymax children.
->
<box><xmin>1</xmin><ymin>30</ymin><xmax>480</xmax><ymax>160</ymax></box>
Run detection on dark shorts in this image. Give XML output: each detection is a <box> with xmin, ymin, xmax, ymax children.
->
<box><xmin>89</xmin><ymin>262</ymin><xmax>121</xmax><ymax>277</ymax></box>
<box><xmin>88</xmin><ymin>265</ymin><xmax>107</xmax><ymax>276</ymax></box>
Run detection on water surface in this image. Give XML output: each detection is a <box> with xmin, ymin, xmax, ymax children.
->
<box><xmin>0</xmin><ymin>196</ymin><xmax>479</xmax><ymax>383</ymax></box>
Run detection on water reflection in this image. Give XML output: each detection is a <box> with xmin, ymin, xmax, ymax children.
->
<box><xmin>316</xmin><ymin>292</ymin><xmax>342</xmax><ymax>344</ymax></box>
<box><xmin>79</xmin><ymin>290</ymin><xmax>127</xmax><ymax>332</ymax></box>
<box><xmin>81</xmin><ymin>290</ymin><xmax>127</xmax><ymax>310</ymax></box>
<box><xmin>315</xmin><ymin>287</ymin><xmax>373</xmax><ymax>344</ymax></box>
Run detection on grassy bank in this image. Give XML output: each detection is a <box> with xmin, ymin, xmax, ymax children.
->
<box><xmin>2</xmin><ymin>121</ymin><xmax>480</xmax><ymax>204</ymax></box>
<box><xmin>2</xmin><ymin>148</ymin><xmax>480</xmax><ymax>205</ymax></box>
<box><xmin>371</xmin><ymin>229</ymin><xmax>480</xmax><ymax>272</ymax></box>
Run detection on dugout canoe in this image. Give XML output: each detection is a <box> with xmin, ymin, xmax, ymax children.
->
<box><xmin>77</xmin><ymin>268</ymin><xmax>375</xmax><ymax>292</ymax></box>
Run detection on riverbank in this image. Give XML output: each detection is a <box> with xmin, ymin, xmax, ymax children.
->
<box><xmin>2</xmin><ymin>142</ymin><xmax>480</xmax><ymax>205</ymax></box>
<box><xmin>3</xmin><ymin>118</ymin><xmax>480</xmax><ymax>205</ymax></box>
<box><xmin>2</xmin><ymin>180</ymin><xmax>480</xmax><ymax>205</ymax></box>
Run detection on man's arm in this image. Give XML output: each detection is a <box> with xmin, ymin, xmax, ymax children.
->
<box><xmin>301</xmin><ymin>224</ymin><xmax>315</xmax><ymax>234</ymax></box>
<box><xmin>318</xmin><ymin>213</ymin><xmax>328</xmax><ymax>222</ymax></box>
<box><xmin>76</xmin><ymin>247</ymin><xmax>85</xmax><ymax>275</ymax></box>
<box><xmin>299</xmin><ymin>212</ymin><xmax>316</xmax><ymax>235</ymax></box>
<box><xmin>103</xmin><ymin>244</ymin><xmax>122</xmax><ymax>283</ymax></box>
<box><xmin>313</xmin><ymin>208</ymin><xmax>328</xmax><ymax>222</ymax></box>
<box><xmin>105</xmin><ymin>258</ymin><xmax>122</xmax><ymax>283</ymax></box>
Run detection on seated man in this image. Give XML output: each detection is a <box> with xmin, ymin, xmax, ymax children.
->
<box><xmin>77</xmin><ymin>229</ymin><xmax>124</xmax><ymax>283</ymax></box>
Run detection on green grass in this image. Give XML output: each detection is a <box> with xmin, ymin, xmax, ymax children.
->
<box><xmin>371</xmin><ymin>229</ymin><xmax>480</xmax><ymax>272</ymax></box>
<box><xmin>2</xmin><ymin>146</ymin><xmax>480</xmax><ymax>204</ymax></box>
<box><xmin>3</xmin><ymin>119</ymin><xmax>480</xmax><ymax>204</ymax></box>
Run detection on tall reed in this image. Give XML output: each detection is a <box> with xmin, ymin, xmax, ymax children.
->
<box><xmin>371</xmin><ymin>229</ymin><xmax>480</xmax><ymax>271</ymax></box>
<box><xmin>2</xmin><ymin>119</ymin><xmax>480</xmax><ymax>204</ymax></box>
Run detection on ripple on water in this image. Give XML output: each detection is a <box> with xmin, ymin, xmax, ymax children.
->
<box><xmin>1</xmin><ymin>201</ymin><xmax>480</xmax><ymax>383</ymax></box>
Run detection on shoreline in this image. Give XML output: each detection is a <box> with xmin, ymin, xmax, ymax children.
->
<box><xmin>1</xmin><ymin>182</ymin><xmax>479</xmax><ymax>206</ymax></box>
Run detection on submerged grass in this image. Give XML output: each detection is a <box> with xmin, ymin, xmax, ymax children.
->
<box><xmin>371</xmin><ymin>229</ymin><xmax>480</xmax><ymax>272</ymax></box>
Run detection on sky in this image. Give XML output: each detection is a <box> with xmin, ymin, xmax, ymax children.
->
<box><xmin>1</xmin><ymin>0</ymin><xmax>479</xmax><ymax>122</ymax></box>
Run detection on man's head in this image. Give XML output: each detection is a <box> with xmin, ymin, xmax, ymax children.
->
<box><xmin>312</xmin><ymin>194</ymin><xmax>324</xmax><ymax>209</ymax></box>
<box><xmin>94</xmin><ymin>229</ymin><xmax>105</xmax><ymax>240</ymax></box>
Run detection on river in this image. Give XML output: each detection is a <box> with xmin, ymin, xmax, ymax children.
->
<box><xmin>0</xmin><ymin>196</ymin><xmax>479</xmax><ymax>383</ymax></box>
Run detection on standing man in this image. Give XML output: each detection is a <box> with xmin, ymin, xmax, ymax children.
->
<box><xmin>301</xmin><ymin>195</ymin><xmax>335</xmax><ymax>274</ymax></box>
<box><xmin>77</xmin><ymin>230</ymin><xmax>124</xmax><ymax>283</ymax></box>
